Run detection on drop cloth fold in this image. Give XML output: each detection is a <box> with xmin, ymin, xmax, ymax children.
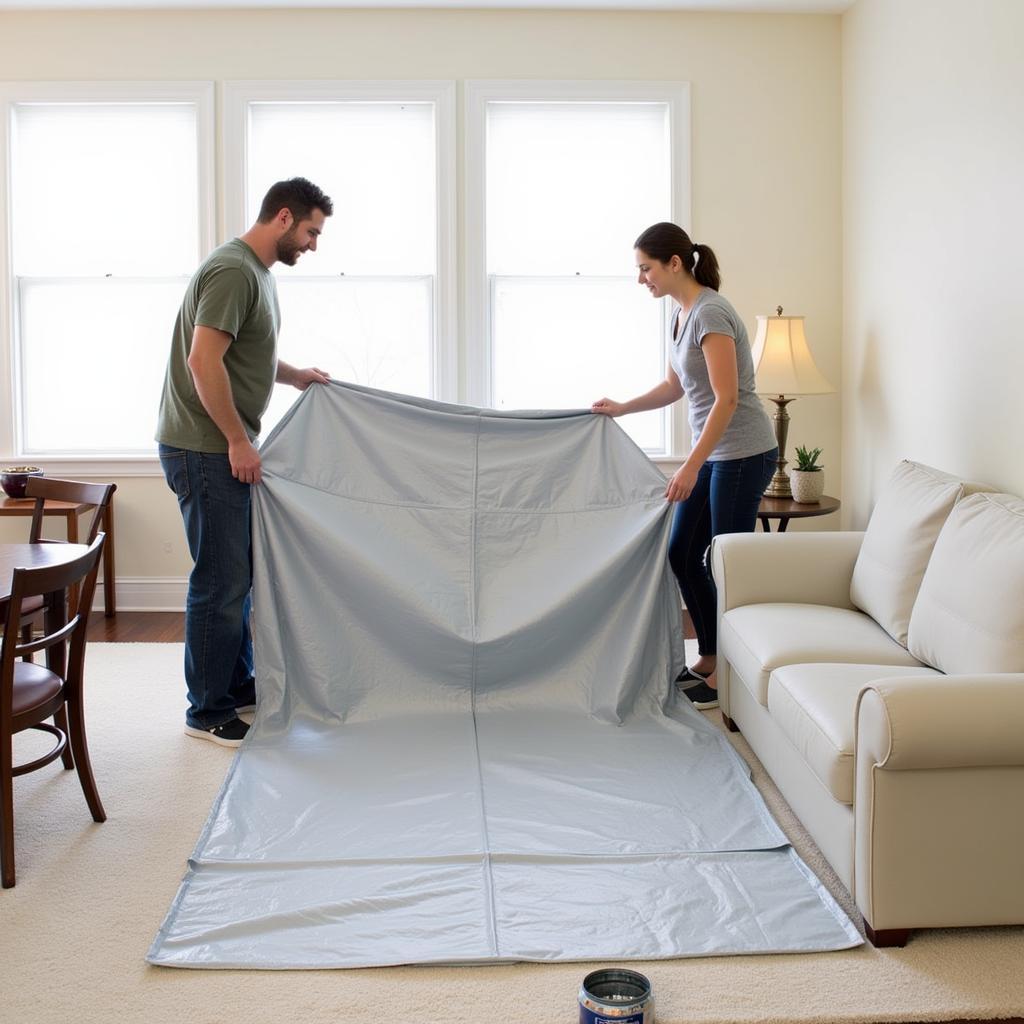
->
<box><xmin>148</xmin><ymin>382</ymin><xmax>861</xmax><ymax>968</ymax></box>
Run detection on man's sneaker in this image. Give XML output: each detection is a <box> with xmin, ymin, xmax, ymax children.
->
<box><xmin>682</xmin><ymin>680</ymin><xmax>719</xmax><ymax>710</ymax></box>
<box><xmin>235</xmin><ymin>703</ymin><xmax>257</xmax><ymax>715</ymax></box>
<box><xmin>184</xmin><ymin>717</ymin><xmax>250</xmax><ymax>747</ymax></box>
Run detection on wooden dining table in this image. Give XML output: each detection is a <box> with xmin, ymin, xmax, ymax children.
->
<box><xmin>0</xmin><ymin>496</ymin><xmax>116</xmax><ymax>616</ymax></box>
<box><xmin>0</xmin><ymin>543</ymin><xmax>92</xmax><ymax>604</ymax></box>
<box><xmin>0</xmin><ymin>543</ymin><xmax>93</xmax><ymax>673</ymax></box>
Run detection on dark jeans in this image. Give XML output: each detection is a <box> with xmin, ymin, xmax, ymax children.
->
<box><xmin>159</xmin><ymin>444</ymin><xmax>256</xmax><ymax>729</ymax></box>
<box><xmin>668</xmin><ymin>448</ymin><xmax>777</xmax><ymax>657</ymax></box>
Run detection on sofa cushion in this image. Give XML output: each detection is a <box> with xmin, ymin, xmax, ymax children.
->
<box><xmin>768</xmin><ymin>663</ymin><xmax>944</xmax><ymax>804</ymax></box>
<box><xmin>908</xmin><ymin>492</ymin><xmax>1024</xmax><ymax>674</ymax></box>
<box><xmin>850</xmin><ymin>461</ymin><xmax>968</xmax><ymax>647</ymax></box>
<box><xmin>720</xmin><ymin>603</ymin><xmax>924</xmax><ymax>707</ymax></box>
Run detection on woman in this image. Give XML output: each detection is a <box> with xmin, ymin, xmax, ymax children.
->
<box><xmin>592</xmin><ymin>222</ymin><xmax>777</xmax><ymax>710</ymax></box>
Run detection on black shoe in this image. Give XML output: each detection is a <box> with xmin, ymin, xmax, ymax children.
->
<box><xmin>675</xmin><ymin>666</ymin><xmax>710</xmax><ymax>689</ymax></box>
<box><xmin>184</xmin><ymin>717</ymin><xmax>250</xmax><ymax>747</ymax></box>
<box><xmin>682</xmin><ymin>681</ymin><xmax>719</xmax><ymax>710</ymax></box>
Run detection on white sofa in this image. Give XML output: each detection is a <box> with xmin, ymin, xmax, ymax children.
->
<box><xmin>711</xmin><ymin>461</ymin><xmax>1024</xmax><ymax>946</ymax></box>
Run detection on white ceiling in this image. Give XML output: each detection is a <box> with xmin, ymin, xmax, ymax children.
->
<box><xmin>0</xmin><ymin>0</ymin><xmax>855</xmax><ymax>12</ymax></box>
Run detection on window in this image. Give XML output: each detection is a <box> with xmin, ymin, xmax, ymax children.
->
<box><xmin>223</xmin><ymin>82</ymin><xmax>455</xmax><ymax>436</ymax></box>
<box><xmin>0</xmin><ymin>83</ymin><xmax>213</xmax><ymax>458</ymax></box>
<box><xmin>0</xmin><ymin>80</ymin><xmax>690</xmax><ymax>464</ymax></box>
<box><xmin>466</xmin><ymin>82</ymin><xmax>691</xmax><ymax>456</ymax></box>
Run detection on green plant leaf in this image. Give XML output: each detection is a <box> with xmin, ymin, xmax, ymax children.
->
<box><xmin>794</xmin><ymin>445</ymin><xmax>823</xmax><ymax>471</ymax></box>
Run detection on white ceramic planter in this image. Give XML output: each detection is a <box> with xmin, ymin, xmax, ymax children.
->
<box><xmin>790</xmin><ymin>469</ymin><xmax>825</xmax><ymax>504</ymax></box>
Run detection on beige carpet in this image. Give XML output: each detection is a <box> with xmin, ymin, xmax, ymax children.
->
<box><xmin>2</xmin><ymin>643</ymin><xmax>1022</xmax><ymax>1024</ymax></box>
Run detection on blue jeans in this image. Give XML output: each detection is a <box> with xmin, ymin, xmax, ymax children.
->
<box><xmin>159</xmin><ymin>444</ymin><xmax>256</xmax><ymax>729</ymax></box>
<box><xmin>668</xmin><ymin>448</ymin><xmax>777</xmax><ymax>657</ymax></box>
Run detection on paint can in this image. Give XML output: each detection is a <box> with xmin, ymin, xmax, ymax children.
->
<box><xmin>578</xmin><ymin>968</ymin><xmax>654</xmax><ymax>1024</ymax></box>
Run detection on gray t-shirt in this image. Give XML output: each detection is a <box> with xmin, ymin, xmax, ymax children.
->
<box><xmin>669</xmin><ymin>289</ymin><xmax>776</xmax><ymax>461</ymax></box>
<box><xmin>156</xmin><ymin>238</ymin><xmax>281</xmax><ymax>453</ymax></box>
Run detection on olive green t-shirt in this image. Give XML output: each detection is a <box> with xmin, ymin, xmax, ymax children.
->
<box><xmin>156</xmin><ymin>238</ymin><xmax>281</xmax><ymax>453</ymax></box>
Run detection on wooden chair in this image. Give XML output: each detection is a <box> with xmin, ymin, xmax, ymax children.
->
<box><xmin>9</xmin><ymin>478</ymin><xmax>116</xmax><ymax>656</ymax></box>
<box><xmin>1</xmin><ymin>533</ymin><xmax>107</xmax><ymax>888</ymax></box>
<box><xmin>0</xmin><ymin>480</ymin><xmax>115</xmax><ymax>775</ymax></box>
<box><xmin>24</xmin><ymin>477</ymin><xmax>116</xmax><ymax>548</ymax></box>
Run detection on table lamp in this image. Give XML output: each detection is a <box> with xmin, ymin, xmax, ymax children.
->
<box><xmin>751</xmin><ymin>306</ymin><xmax>835</xmax><ymax>498</ymax></box>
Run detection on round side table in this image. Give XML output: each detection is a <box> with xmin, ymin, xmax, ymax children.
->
<box><xmin>757</xmin><ymin>494</ymin><xmax>840</xmax><ymax>533</ymax></box>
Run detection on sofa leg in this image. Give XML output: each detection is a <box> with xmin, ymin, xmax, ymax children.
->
<box><xmin>722</xmin><ymin>712</ymin><xmax>740</xmax><ymax>733</ymax></box>
<box><xmin>863</xmin><ymin>921</ymin><xmax>911</xmax><ymax>948</ymax></box>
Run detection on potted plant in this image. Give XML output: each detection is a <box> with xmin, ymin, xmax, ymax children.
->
<box><xmin>790</xmin><ymin>445</ymin><xmax>825</xmax><ymax>503</ymax></box>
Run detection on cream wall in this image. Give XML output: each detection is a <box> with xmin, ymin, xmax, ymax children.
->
<box><xmin>841</xmin><ymin>0</ymin><xmax>1024</xmax><ymax>526</ymax></box>
<box><xmin>0</xmin><ymin>8</ymin><xmax>842</xmax><ymax>606</ymax></box>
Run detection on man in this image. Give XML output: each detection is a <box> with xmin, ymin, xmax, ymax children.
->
<box><xmin>156</xmin><ymin>177</ymin><xmax>334</xmax><ymax>746</ymax></box>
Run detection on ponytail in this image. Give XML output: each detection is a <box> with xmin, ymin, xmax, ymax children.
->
<box><xmin>691</xmin><ymin>243</ymin><xmax>721</xmax><ymax>292</ymax></box>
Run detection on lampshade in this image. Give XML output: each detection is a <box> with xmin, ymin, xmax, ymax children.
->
<box><xmin>752</xmin><ymin>310</ymin><xmax>835</xmax><ymax>396</ymax></box>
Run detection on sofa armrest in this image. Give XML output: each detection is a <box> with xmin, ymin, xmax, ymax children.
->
<box><xmin>711</xmin><ymin>531</ymin><xmax>865</xmax><ymax>612</ymax></box>
<box><xmin>856</xmin><ymin>674</ymin><xmax>1024</xmax><ymax>770</ymax></box>
<box><xmin>853</xmin><ymin>674</ymin><xmax>1024</xmax><ymax>932</ymax></box>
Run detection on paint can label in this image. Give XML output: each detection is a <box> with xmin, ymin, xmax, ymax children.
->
<box><xmin>579</xmin><ymin>1010</ymin><xmax>647</xmax><ymax>1024</ymax></box>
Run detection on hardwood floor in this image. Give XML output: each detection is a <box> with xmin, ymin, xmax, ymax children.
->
<box><xmin>87</xmin><ymin>610</ymin><xmax>697</xmax><ymax>643</ymax></box>
<box><xmin>87</xmin><ymin>611</ymin><xmax>184</xmax><ymax>642</ymax></box>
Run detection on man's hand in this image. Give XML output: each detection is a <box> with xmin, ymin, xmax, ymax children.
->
<box><xmin>229</xmin><ymin>438</ymin><xmax>262</xmax><ymax>485</ymax></box>
<box><xmin>591</xmin><ymin>397</ymin><xmax>626</xmax><ymax>417</ymax></box>
<box><xmin>666</xmin><ymin>461</ymin><xmax>699</xmax><ymax>503</ymax></box>
<box><xmin>288</xmin><ymin>366</ymin><xmax>331</xmax><ymax>390</ymax></box>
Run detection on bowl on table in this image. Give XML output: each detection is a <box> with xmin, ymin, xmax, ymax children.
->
<box><xmin>1</xmin><ymin>466</ymin><xmax>43</xmax><ymax>499</ymax></box>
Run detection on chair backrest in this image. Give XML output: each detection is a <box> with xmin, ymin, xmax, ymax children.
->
<box><xmin>24</xmin><ymin>477</ymin><xmax>116</xmax><ymax>544</ymax></box>
<box><xmin>0</xmin><ymin>534</ymin><xmax>105</xmax><ymax>699</ymax></box>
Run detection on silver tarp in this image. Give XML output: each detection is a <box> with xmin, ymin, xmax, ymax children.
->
<box><xmin>148</xmin><ymin>382</ymin><xmax>861</xmax><ymax>968</ymax></box>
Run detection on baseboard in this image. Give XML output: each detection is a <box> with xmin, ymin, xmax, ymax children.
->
<box><xmin>95</xmin><ymin>576</ymin><xmax>187</xmax><ymax>612</ymax></box>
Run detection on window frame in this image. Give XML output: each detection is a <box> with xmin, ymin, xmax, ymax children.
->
<box><xmin>222</xmin><ymin>79</ymin><xmax>457</xmax><ymax>406</ymax></box>
<box><xmin>0</xmin><ymin>79</ymin><xmax>690</xmax><ymax>470</ymax></box>
<box><xmin>0</xmin><ymin>80</ymin><xmax>215</xmax><ymax>475</ymax></box>
<box><xmin>464</xmin><ymin>79</ymin><xmax>692</xmax><ymax>459</ymax></box>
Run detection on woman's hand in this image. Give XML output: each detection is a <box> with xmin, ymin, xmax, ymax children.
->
<box><xmin>591</xmin><ymin>398</ymin><xmax>626</xmax><ymax>417</ymax></box>
<box><xmin>666</xmin><ymin>461</ymin><xmax>699</xmax><ymax>502</ymax></box>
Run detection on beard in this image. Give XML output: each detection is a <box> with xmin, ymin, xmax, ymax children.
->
<box><xmin>275</xmin><ymin>229</ymin><xmax>305</xmax><ymax>266</ymax></box>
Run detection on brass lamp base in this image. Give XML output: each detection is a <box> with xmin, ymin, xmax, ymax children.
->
<box><xmin>765</xmin><ymin>395</ymin><xmax>794</xmax><ymax>498</ymax></box>
<box><xmin>764</xmin><ymin>468</ymin><xmax>793</xmax><ymax>498</ymax></box>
